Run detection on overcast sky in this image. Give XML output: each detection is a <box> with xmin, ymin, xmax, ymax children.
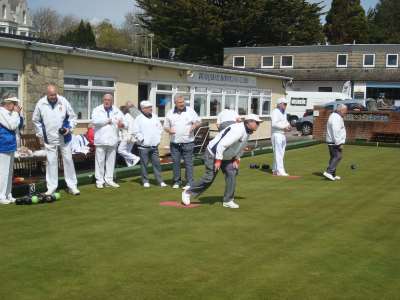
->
<box><xmin>27</xmin><ymin>0</ymin><xmax>379</xmax><ymax>25</ymax></box>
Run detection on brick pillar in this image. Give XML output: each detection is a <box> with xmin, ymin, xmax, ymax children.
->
<box><xmin>23</xmin><ymin>50</ymin><xmax>64</xmax><ymax>133</ymax></box>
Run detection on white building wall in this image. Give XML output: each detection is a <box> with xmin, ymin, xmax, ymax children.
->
<box><xmin>287</xmin><ymin>80</ymin><xmax>347</xmax><ymax>93</ymax></box>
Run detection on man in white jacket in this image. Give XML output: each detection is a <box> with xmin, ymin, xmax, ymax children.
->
<box><xmin>117</xmin><ymin>105</ymin><xmax>140</xmax><ymax>167</ymax></box>
<box><xmin>32</xmin><ymin>85</ymin><xmax>80</xmax><ymax>195</ymax></box>
<box><xmin>0</xmin><ymin>95</ymin><xmax>23</xmax><ymax>204</ymax></box>
<box><xmin>182</xmin><ymin>114</ymin><xmax>262</xmax><ymax>209</ymax></box>
<box><xmin>271</xmin><ymin>98</ymin><xmax>291</xmax><ymax>176</ymax></box>
<box><xmin>131</xmin><ymin>101</ymin><xmax>167</xmax><ymax>188</ymax></box>
<box><xmin>92</xmin><ymin>94</ymin><xmax>126</xmax><ymax>189</ymax></box>
<box><xmin>323</xmin><ymin>104</ymin><xmax>348</xmax><ymax>181</ymax></box>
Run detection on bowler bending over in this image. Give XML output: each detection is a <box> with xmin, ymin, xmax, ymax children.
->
<box><xmin>182</xmin><ymin>114</ymin><xmax>262</xmax><ymax>209</ymax></box>
<box><xmin>323</xmin><ymin>104</ymin><xmax>347</xmax><ymax>181</ymax></box>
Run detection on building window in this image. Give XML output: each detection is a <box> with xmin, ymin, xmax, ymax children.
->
<box><xmin>194</xmin><ymin>93</ymin><xmax>207</xmax><ymax>117</ymax></box>
<box><xmin>386</xmin><ymin>54</ymin><xmax>398</xmax><ymax>68</ymax></box>
<box><xmin>318</xmin><ymin>87</ymin><xmax>333</xmax><ymax>92</ymax></box>
<box><xmin>363</xmin><ymin>54</ymin><xmax>375</xmax><ymax>68</ymax></box>
<box><xmin>23</xmin><ymin>11</ymin><xmax>26</xmax><ymax>24</ymax></box>
<box><xmin>2</xmin><ymin>5</ymin><xmax>6</xmax><ymax>19</ymax></box>
<box><xmin>155</xmin><ymin>84</ymin><xmax>173</xmax><ymax>117</ymax></box>
<box><xmin>261</xmin><ymin>56</ymin><xmax>274</xmax><ymax>68</ymax></box>
<box><xmin>210</xmin><ymin>93</ymin><xmax>222</xmax><ymax>116</ymax></box>
<box><xmin>233</xmin><ymin>56</ymin><xmax>245</xmax><ymax>68</ymax></box>
<box><xmin>64</xmin><ymin>76</ymin><xmax>115</xmax><ymax>120</ymax></box>
<box><xmin>261</xmin><ymin>95</ymin><xmax>271</xmax><ymax>115</ymax></box>
<box><xmin>238</xmin><ymin>91</ymin><xmax>249</xmax><ymax>115</ymax></box>
<box><xmin>0</xmin><ymin>27</ymin><xmax>5</xmax><ymax>33</ymax></box>
<box><xmin>280</xmin><ymin>56</ymin><xmax>294</xmax><ymax>68</ymax></box>
<box><xmin>0</xmin><ymin>71</ymin><xmax>19</xmax><ymax>99</ymax></box>
<box><xmin>224</xmin><ymin>93</ymin><xmax>236</xmax><ymax>111</ymax></box>
<box><xmin>337</xmin><ymin>54</ymin><xmax>348</xmax><ymax>68</ymax></box>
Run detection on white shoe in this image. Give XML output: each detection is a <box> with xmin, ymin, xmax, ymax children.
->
<box><xmin>323</xmin><ymin>171</ymin><xmax>336</xmax><ymax>181</ymax></box>
<box><xmin>172</xmin><ymin>183</ymin><xmax>180</xmax><ymax>189</ymax></box>
<box><xmin>160</xmin><ymin>182</ymin><xmax>168</xmax><ymax>187</ymax></box>
<box><xmin>143</xmin><ymin>182</ymin><xmax>150</xmax><ymax>188</ymax></box>
<box><xmin>45</xmin><ymin>190</ymin><xmax>56</xmax><ymax>196</ymax></box>
<box><xmin>68</xmin><ymin>187</ymin><xmax>80</xmax><ymax>195</ymax></box>
<box><xmin>132</xmin><ymin>157</ymin><xmax>140</xmax><ymax>166</ymax></box>
<box><xmin>96</xmin><ymin>184</ymin><xmax>104</xmax><ymax>189</ymax></box>
<box><xmin>0</xmin><ymin>199</ymin><xmax>11</xmax><ymax>205</ymax></box>
<box><xmin>277</xmin><ymin>173</ymin><xmax>289</xmax><ymax>177</ymax></box>
<box><xmin>183</xmin><ymin>185</ymin><xmax>191</xmax><ymax>190</ymax></box>
<box><xmin>105</xmin><ymin>181</ymin><xmax>120</xmax><ymax>188</ymax></box>
<box><xmin>181</xmin><ymin>190</ymin><xmax>191</xmax><ymax>206</ymax></box>
<box><xmin>7</xmin><ymin>195</ymin><xmax>16</xmax><ymax>203</ymax></box>
<box><xmin>223</xmin><ymin>200</ymin><xmax>239</xmax><ymax>209</ymax></box>
<box><xmin>334</xmin><ymin>176</ymin><xmax>341</xmax><ymax>180</ymax></box>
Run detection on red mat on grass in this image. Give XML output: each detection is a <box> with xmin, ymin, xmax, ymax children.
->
<box><xmin>160</xmin><ymin>201</ymin><xmax>201</xmax><ymax>208</ymax></box>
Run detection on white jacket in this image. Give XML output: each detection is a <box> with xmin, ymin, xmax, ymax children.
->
<box><xmin>119</xmin><ymin>113</ymin><xmax>136</xmax><ymax>143</ymax></box>
<box><xmin>271</xmin><ymin>108</ymin><xmax>290</xmax><ymax>135</ymax></box>
<box><xmin>207</xmin><ymin>122</ymin><xmax>250</xmax><ymax>160</ymax></box>
<box><xmin>326</xmin><ymin>112</ymin><xmax>346</xmax><ymax>145</ymax></box>
<box><xmin>217</xmin><ymin>109</ymin><xmax>239</xmax><ymax>125</ymax></box>
<box><xmin>0</xmin><ymin>107</ymin><xmax>20</xmax><ymax>131</ymax></box>
<box><xmin>131</xmin><ymin>113</ymin><xmax>163</xmax><ymax>147</ymax></box>
<box><xmin>92</xmin><ymin>105</ymin><xmax>126</xmax><ymax>147</ymax></box>
<box><xmin>32</xmin><ymin>95</ymin><xmax>77</xmax><ymax>145</ymax></box>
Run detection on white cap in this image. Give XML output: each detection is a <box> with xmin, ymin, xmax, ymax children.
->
<box><xmin>140</xmin><ymin>100</ymin><xmax>152</xmax><ymax>108</ymax></box>
<box><xmin>245</xmin><ymin>114</ymin><xmax>262</xmax><ymax>123</ymax></box>
<box><xmin>277</xmin><ymin>97</ymin><xmax>288</xmax><ymax>104</ymax></box>
<box><xmin>2</xmin><ymin>96</ymin><xmax>20</xmax><ymax>104</ymax></box>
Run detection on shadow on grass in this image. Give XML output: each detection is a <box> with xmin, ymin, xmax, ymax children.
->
<box><xmin>193</xmin><ymin>196</ymin><xmax>245</xmax><ymax>205</ymax></box>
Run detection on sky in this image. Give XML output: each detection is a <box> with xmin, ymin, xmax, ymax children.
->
<box><xmin>27</xmin><ymin>0</ymin><xmax>379</xmax><ymax>26</ymax></box>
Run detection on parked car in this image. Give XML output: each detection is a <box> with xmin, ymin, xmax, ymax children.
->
<box><xmin>296</xmin><ymin>100</ymin><xmax>367</xmax><ymax>136</ymax></box>
<box><xmin>285</xmin><ymin>91</ymin><xmax>349</xmax><ymax>126</ymax></box>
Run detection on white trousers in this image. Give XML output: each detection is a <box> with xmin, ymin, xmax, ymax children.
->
<box><xmin>0</xmin><ymin>152</ymin><xmax>14</xmax><ymax>201</ymax></box>
<box><xmin>45</xmin><ymin>142</ymin><xmax>78</xmax><ymax>193</ymax></box>
<box><xmin>272</xmin><ymin>133</ymin><xmax>287</xmax><ymax>175</ymax></box>
<box><xmin>117</xmin><ymin>140</ymin><xmax>139</xmax><ymax>166</ymax></box>
<box><xmin>95</xmin><ymin>145</ymin><xmax>117</xmax><ymax>185</ymax></box>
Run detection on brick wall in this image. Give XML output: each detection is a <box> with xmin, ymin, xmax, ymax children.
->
<box><xmin>313</xmin><ymin>109</ymin><xmax>400</xmax><ymax>142</ymax></box>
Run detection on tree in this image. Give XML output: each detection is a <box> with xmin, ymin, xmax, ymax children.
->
<box><xmin>96</xmin><ymin>20</ymin><xmax>130</xmax><ymax>51</ymax></box>
<box><xmin>58</xmin><ymin>20</ymin><xmax>96</xmax><ymax>48</ymax></box>
<box><xmin>368</xmin><ymin>0</ymin><xmax>400</xmax><ymax>43</ymax></box>
<box><xmin>121</xmin><ymin>11</ymin><xmax>149</xmax><ymax>55</ymax></box>
<box><xmin>32</xmin><ymin>8</ymin><xmax>60</xmax><ymax>40</ymax></box>
<box><xmin>324</xmin><ymin>0</ymin><xmax>369</xmax><ymax>44</ymax></box>
<box><xmin>254</xmin><ymin>0</ymin><xmax>324</xmax><ymax>46</ymax></box>
<box><xmin>136</xmin><ymin>0</ymin><xmax>324</xmax><ymax>64</ymax></box>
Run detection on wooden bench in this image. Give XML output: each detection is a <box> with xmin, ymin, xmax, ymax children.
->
<box><xmin>14</xmin><ymin>134</ymin><xmax>46</xmax><ymax>176</ymax></box>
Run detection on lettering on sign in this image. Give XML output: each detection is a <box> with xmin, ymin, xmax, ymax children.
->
<box><xmin>290</xmin><ymin>97</ymin><xmax>307</xmax><ymax>106</ymax></box>
<box><xmin>188</xmin><ymin>71</ymin><xmax>257</xmax><ymax>87</ymax></box>
<box><xmin>344</xmin><ymin>113</ymin><xmax>390</xmax><ymax>122</ymax></box>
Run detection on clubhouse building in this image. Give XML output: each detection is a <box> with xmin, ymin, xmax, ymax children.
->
<box><xmin>0</xmin><ymin>34</ymin><xmax>290</xmax><ymax>142</ymax></box>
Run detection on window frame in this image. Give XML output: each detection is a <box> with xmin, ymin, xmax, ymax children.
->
<box><xmin>336</xmin><ymin>54</ymin><xmax>348</xmax><ymax>68</ymax></box>
<box><xmin>232</xmin><ymin>56</ymin><xmax>246</xmax><ymax>68</ymax></box>
<box><xmin>63</xmin><ymin>75</ymin><xmax>116</xmax><ymax>122</ymax></box>
<box><xmin>363</xmin><ymin>54</ymin><xmax>375</xmax><ymax>68</ymax></box>
<box><xmin>386</xmin><ymin>54</ymin><xmax>398</xmax><ymax>68</ymax></box>
<box><xmin>0</xmin><ymin>69</ymin><xmax>20</xmax><ymax>99</ymax></box>
<box><xmin>261</xmin><ymin>56</ymin><xmax>274</xmax><ymax>69</ymax></box>
<box><xmin>280</xmin><ymin>55</ymin><xmax>294</xmax><ymax>68</ymax></box>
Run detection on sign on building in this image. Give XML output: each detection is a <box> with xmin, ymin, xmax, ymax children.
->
<box><xmin>187</xmin><ymin>71</ymin><xmax>257</xmax><ymax>87</ymax></box>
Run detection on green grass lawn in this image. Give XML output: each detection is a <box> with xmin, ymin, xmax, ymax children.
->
<box><xmin>1</xmin><ymin>144</ymin><xmax>400</xmax><ymax>300</ymax></box>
